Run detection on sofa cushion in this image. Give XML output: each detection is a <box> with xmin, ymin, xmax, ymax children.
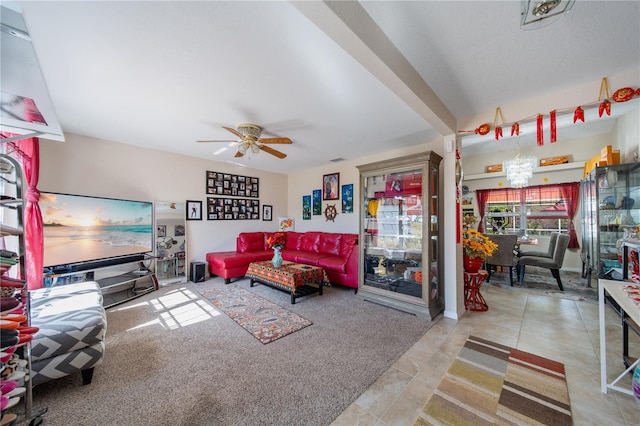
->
<box><xmin>285</xmin><ymin>232</ymin><xmax>303</xmax><ymax>251</ymax></box>
<box><xmin>237</xmin><ymin>232</ymin><xmax>266</xmax><ymax>253</ymax></box>
<box><xmin>283</xmin><ymin>250</ymin><xmax>326</xmax><ymax>266</ymax></box>
<box><xmin>340</xmin><ymin>234</ymin><xmax>358</xmax><ymax>258</ymax></box>
<box><xmin>318</xmin><ymin>255</ymin><xmax>348</xmax><ymax>273</ymax></box>
<box><xmin>207</xmin><ymin>251</ymin><xmax>259</xmax><ymax>268</ymax></box>
<box><xmin>300</xmin><ymin>232</ymin><xmax>321</xmax><ymax>252</ymax></box>
<box><xmin>319</xmin><ymin>233</ymin><xmax>342</xmax><ymax>256</ymax></box>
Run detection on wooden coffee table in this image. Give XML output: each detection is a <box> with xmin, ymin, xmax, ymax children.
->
<box><xmin>245</xmin><ymin>260</ymin><xmax>328</xmax><ymax>304</ymax></box>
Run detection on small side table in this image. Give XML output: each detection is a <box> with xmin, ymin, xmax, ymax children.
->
<box><xmin>464</xmin><ymin>270</ymin><xmax>489</xmax><ymax>311</ymax></box>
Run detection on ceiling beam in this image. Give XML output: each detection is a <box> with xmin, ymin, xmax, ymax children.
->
<box><xmin>292</xmin><ymin>0</ymin><xmax>456</xmax><ymax>136</ymax></box>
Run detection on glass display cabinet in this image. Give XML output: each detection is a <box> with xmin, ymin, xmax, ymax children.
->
<box><xmin>357</xmin><ymin>151</ymin><xmax>443</xmax><ymax>320</ymax></box>
<box><xmin>581</xmin><ymin>162</ymin><xmax>640</xmax><ymax>287</ymax></box>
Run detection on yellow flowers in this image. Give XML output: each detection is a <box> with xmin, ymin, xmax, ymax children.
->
<box><xmin>463</xmin><ymin>229</ymin><xmax>498</xmax><ymax>259</ymax></box>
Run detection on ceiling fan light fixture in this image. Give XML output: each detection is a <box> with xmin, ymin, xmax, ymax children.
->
<box><xmin>520</xmin><ymin>0</ymin><xmax>575</xmax><ymax>30</ymax></box>
<box><xmin>250</xmin><ymin>143</ymin><xmax>260</xmax><ymax>154</ymax></box>
<box><xmin>237</xmin><ymin>123</ymin><xmax>262</xmax><ymax>140</ymax></box>
<box><xmin>238</xmin><ymin>141</ymin><xmax>249</xmax><ymax>154</ymax></box>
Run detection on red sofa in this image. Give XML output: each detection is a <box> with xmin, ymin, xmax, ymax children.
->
<box><xmin>205</xmin><ymin>231</ymin><xmax>359</xmax><ymax>291</ymax></box>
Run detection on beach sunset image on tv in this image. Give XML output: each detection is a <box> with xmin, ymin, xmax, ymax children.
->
<box><xmin>40</xmin><ymin>192</ymin><xmax>153</xmax><ymax>268</ymax></box>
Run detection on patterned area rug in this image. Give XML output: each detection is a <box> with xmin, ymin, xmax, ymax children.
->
<box><xmin>415</xmin><ymin>335</ymin><xmax>572</xmax><ymax>426</ymax></box>
<box><xmin>201</xmin><ymin>285</ymin><xmax>312</xmax><ymax>344</ymax></box>
<box><xmin>484</xmin><ymin>268</ymin><xmax>597</xmax><ymax>302</ymax></box>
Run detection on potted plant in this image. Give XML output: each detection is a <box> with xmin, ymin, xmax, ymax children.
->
<box><xmin>462</xmin><ymin>229</ymin><xmax>498</xmax><ymax>273</ymax></box>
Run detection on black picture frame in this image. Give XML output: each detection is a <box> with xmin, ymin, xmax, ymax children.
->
<box><xmin>157</xmin><ymin>225</ymin><xmax>166</xmax><ymax>237</ymax></box>
<box><xmin>263</xmin><ymin>205</ymin><xmax>273</xmax><ymax>221</ymax></box>
<box><xmin>323</xmin><ymin>172</ymin><xmax>340</xmax><ymax>200</ymax></box>
<box><xmin>186</xmin><ymin>200</ymin><xmax>202</xmax><ymax>221</ymax></box>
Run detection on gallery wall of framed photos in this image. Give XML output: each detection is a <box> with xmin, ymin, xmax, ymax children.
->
<box><xmin>206</xmin><ymin>171</ymin><xmax>259</xmax><ymax>198</ymax></box>
<box><xmin>207</xmin><ymin>197</ymin><xmax>260</xmax><ymax>220</ymax></box>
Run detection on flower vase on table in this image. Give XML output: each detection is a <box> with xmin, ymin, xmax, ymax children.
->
<box><xmin>272</xmin><ymin>247</ymin><xmax>283</xmax><ymax>268</ymax></box>
<box><xmin>462</xmin><ymin>229</ymin><xmax>497</xmax><ymax>273</ymax></box>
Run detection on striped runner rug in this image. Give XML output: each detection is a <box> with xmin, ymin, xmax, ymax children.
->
<box><xmin>415</xmin><ymin>335</ymin><xmax>572</xmax><ymax>425</ymax></box>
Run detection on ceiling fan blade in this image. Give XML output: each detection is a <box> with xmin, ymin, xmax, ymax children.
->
<box><xmin>234</xmin><ymin>151</ymin><xmax>244</xmax><ymax>158</ymax></box>
<box><xmin>196</xmin><ymin>139</ymin><xmax>238</xmax><ymax>143</ymax></box>
<box><xmin>259</xmin><ymin>144</ymin><xmax>287</xmax><ymax>159</ymax></box>
<box><xmin>259</xmin><ymin>137</ymin><xmax>292</xmax><ymax>144</ymax></box>
<box><xmin>223</xmin><ymin>126</ymin><xmax>244</xmax><ymax>139</ymax></box>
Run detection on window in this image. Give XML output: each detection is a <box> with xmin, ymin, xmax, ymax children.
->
<box><xmin>476</xmin><ymin>183</ymin><xmax>579</xmax><ymax>239</ymax></box>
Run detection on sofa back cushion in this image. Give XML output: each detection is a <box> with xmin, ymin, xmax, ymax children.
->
<box><xmin>319</xmin><ymin>233</ymin><xmax>342</xmax><ymax>255</ymax></box>
<box><xmin>340</xmin><ymin>234</ymin><xmax>358</xmax><ymax>258</ymax></box>
<box><xmin>285</xmin><ymin>232</ymin><xmax>303</xmax><ymax>251</ymax></box>
<box><xmin>300</xmin><ymin>232</ymin><xmax>322</xmax><ymax>252</ymax></box>
<box><xmin>237</xmin><ymin>232</ymin><xmax>266</xmax><ymax>253</ymax></box>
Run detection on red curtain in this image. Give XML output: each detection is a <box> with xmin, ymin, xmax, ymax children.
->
<box><xmin>475</xmin><ymin>189</ymin><xmax>490</xmax><ymax>233</ymax></box>
<box><xmin>1</xmin><ymin>134</ymin><xmax>43</xmax><ymax>290</ymax></box>
<box><xmin>559</xmin><ymin>182</ymin><xmax>580</xmax><ymax>249</ymax></box>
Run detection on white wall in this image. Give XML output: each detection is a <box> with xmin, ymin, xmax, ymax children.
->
<box><xmin>39</xmin><ymin>133</ymin><xmax>288</xmax><ymax>268</ymax></box>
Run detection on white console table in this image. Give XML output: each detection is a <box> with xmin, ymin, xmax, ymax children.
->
<box><xmin>599</xmin><ymin>278</ymin><xmax>640</xmax><ymax>395</ymax></box>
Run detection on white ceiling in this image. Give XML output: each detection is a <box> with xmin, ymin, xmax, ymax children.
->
<box><xmin>7</xmin><ymin>1</ymin><xmax>640</xmax><ymax>173</ymax></box>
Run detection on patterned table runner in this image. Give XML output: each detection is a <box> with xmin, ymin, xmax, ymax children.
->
<box><xmin>246</xmin><ymin>261</ymin><xmax>329</xmax><ymax>295</ymax></box>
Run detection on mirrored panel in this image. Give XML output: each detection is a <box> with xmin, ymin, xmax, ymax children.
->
<box><xmin>155</xmin><ymin>201</ymin><xmax>187</xmax><ymax>285</ymax></box>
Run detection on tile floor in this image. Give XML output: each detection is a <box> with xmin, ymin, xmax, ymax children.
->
<box><xmin>332</xmin><ymin>284</ymin><xmax>640</xmax><ymax>425</ymax></box>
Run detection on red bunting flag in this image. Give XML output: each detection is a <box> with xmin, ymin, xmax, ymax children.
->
<box><xmin>511</xmin><ymin>122</ymin><xmax>520</xmax><ymax>136</ymax></box>
<box><xmin>536</xmin><ymin>114</ymin><xmax>543</xmax><ymax>146</ymax></box>
<box><xmin>550</xmin><ymin>110</ymin><xmax>557</xmax><ymax>143</ymax></box>
<box><xmin>599</xmin><ymin>100</ymin><xmax>611</xmax><ymax>117</ymax></box>
<box><xmin>574</xmin><ymin>106</ymin><xmax>584</xmax><ymax>123</ymax></box>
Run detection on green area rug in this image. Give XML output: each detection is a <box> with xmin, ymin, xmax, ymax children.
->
<box><xmin>484</xmin><ymin>268</ymin><xmax>597</xmax><ymax>302</ymax></box>
<box><xmin>416</xmin><ymin>335</ymin><xmax>572</xmax><ymax>426</ymax></box>
<box><xmin>201</xmin><ymin>284</ymin><xmax>312</xmax><ymax>344</ymax></box>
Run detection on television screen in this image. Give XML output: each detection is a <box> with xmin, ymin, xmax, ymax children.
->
<box><xmin>40</xmin><ymin>192</ymin><xmax>153</xmax><ymax>269</ymax></box>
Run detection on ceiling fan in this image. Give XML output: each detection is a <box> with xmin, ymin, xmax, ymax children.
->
<box><xmin>197</xmin><ymin>123</ymin><xmax>292</xmax><ymax>159</ymax></box>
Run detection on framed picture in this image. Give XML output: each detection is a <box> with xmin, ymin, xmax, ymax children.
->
<box><xmin>341</xmin><ymin>184</ymin><xmax>353</xmax><ymax>213</ymax></box>
<box><xmin>263</xmin><ymin>204</ymin><xmax>273</xmax><ymax>221</ymax></box>
<box><xmin>157</xmin><ymin>225</ymin><xmax>166</xmax><ymax>238</ymax></box>
<box><xmin>186</xmin><ymin>200</ymin><xmax>202</xmax><ymax>221</ymax></box>
<box><xmin>279</xmin><ymin>217</ymin><xmax>295</xmax><ymax>231</ymax></box>
<box><xmin>312</xmin><ymin>189</ymin><xmax>322</xmax><ymax>215</ymax></box>
<box><xmin>206</xmin><ymin>171</ymin><xmax>259</xmax><ymax>198</ymax></box>
<box><xmin>174</xmin><ymin>225</ymin><xmax>185</xmax><ymax>236</ymax></box>
<box><xmin>206</xmin><ymin>197</ymin><xmax>259</xmax><ymax>220</ymax></box>
<box><xmin>323</xmin><ymin>172</ymin><xmax>340</xmax><ymax>200</ymax></box>
<box><xmin>302</xmin><ymin>195</ymin><xmax>311</xmax><ymax>220</ymax></box>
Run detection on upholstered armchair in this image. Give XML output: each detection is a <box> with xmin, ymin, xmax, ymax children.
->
<box><xmin>484</xmin><ymin>234</ymin><xmax>519</xmax><ymax>286</ymax></box>
<box><xmin>517</xmin><ymin>233</ymin><xmax>570</xmax><ymax>290</ymax></box>
<box><xmin>519</xmin><ymin>232</ymin><xmax>559</xmax><ymax>259</ymax></box>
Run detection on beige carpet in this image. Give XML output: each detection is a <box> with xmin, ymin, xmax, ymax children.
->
<box><xmin>29</xmin><ymin>277</ymin><xmax>436</xmax><ymax>426</ymax></box>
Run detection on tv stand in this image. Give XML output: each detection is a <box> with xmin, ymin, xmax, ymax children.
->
<box><xmin>44</xmin><ymin>262</ymin><xmax>158</xmax><ymax>308</ymax></box>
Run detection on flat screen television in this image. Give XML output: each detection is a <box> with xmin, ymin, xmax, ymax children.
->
<box><xmin>40</xmin><ymin>192</ymin><xmax>154</xmax><ymax>272</ymax></box>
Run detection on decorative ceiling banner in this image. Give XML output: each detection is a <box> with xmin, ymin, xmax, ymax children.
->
<box><xmin>458</xmin><ymin>77</ymin><xmax>639</xmax><ymax>144</ymax></box>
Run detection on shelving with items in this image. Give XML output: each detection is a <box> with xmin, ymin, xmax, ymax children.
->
<box><xmin>581</xmin><ymin>162</ymin><xmax>640</xmax><ymax>285</ymax></box>
<box><xmin>0</xmin><ymin>153</ymin><xmax>46</xmax><ymax>425</ymax></box>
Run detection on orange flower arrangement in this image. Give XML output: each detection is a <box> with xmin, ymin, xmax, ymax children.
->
<box><xmin>267</xmin><ymin>232</ymin><xmax>286</xmax><ymax>249</ymax></box>
<box><xmin>463</xmin><ymin>229</ymin><xmax>498</xmax><ymax>259</ymax></box>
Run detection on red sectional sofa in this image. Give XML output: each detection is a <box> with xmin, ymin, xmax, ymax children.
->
<box><xmin>205</xmin><ymin>231</ymin><xmax>359</xmax><ymax>291</ymax></box>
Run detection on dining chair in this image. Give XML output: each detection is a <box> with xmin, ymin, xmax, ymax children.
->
<box><xmin>518</xmin><ymin>232</ymin><xmax>559</xmax><ymax>259</ymax></box>
<box><xmin>517</xmin><ymin>233</ymin><xmax>571</xmax><ymax>290</ymax></box>
<box><xmin>484</xmin><ymin>234</ymin><xmax>519</xmax><ymax>286</ymax></box>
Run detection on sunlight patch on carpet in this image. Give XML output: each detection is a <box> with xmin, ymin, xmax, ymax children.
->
<box><xmin>415</xmin><ymin>335</ymin><xmax>572</xmax><ymax>426</ymax></box>
<box><xmin>201</xmin><ymin>285</ymin><xmax>312</xmax><ymax>344</ymax></box>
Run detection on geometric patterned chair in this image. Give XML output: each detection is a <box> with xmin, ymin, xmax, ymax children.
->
<box><xmin>517</xmin><ymin>233</ymin><xmax>571</xmax><ymax>291</ymax></box>
<box><xmin>29</xmin><ymin>281</ymin><xmax>106</xmax><ymax>386</ymax></box>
